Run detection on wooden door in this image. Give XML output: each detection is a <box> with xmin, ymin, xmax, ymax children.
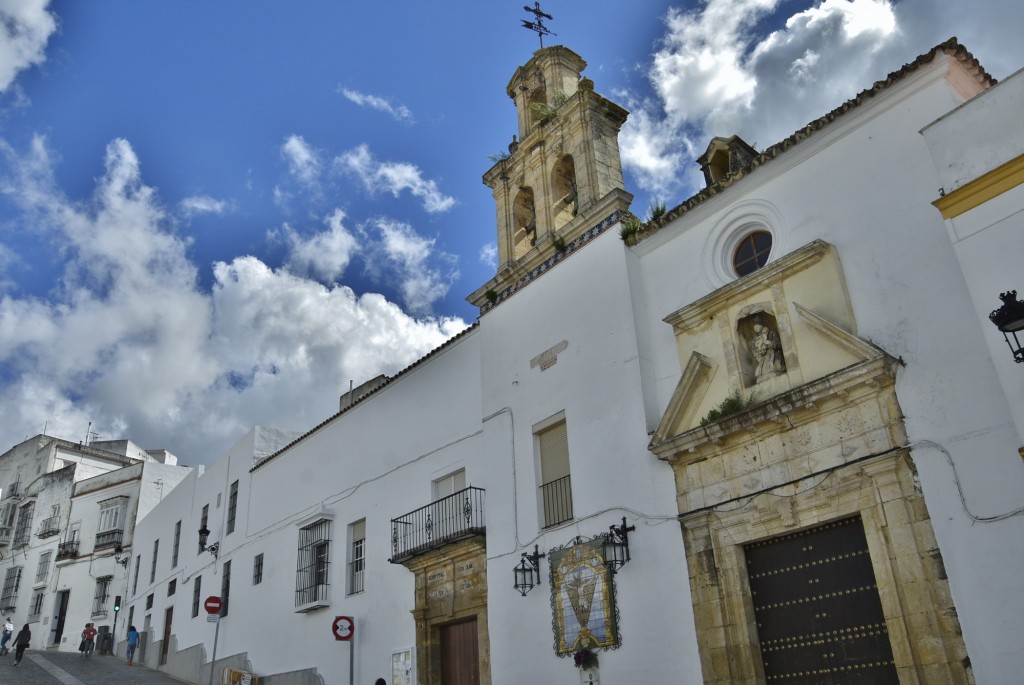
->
<box><xmin>160</xmin><ymin>606</ymin><xmax>173</xmax><ymax>665</ymax></box>
<box><xmin>440</xmin><ymin>619</ymin><xmax>479</xmax><ymax>685</ymax></box>
<box><xmin>745</xmin><ymin>516</ymin><xmax>899</xmax><ymax>684</ymax></box>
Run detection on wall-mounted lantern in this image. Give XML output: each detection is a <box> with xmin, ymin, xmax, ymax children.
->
<box><xmin>198</xmin><ymin>524</ymin><xmax>219</xmax><ymax>558</ymax></box>
<box><xmin>990</xmin><ymin>290</ymin><xmax>1024</xmax><ymax>363</ymax></box>
<box><xmin>113</xmin><ymin>544</ymin><xmax>130</xmax><ymax>568</ymax></box>
<box><xmin>513</xmin><ymin>544</ymin><xmax>546</xmax><ymax>596</ymax></box>
<box><xmin>604</xmin><ymin>517</ymin><xmax>636</xmax><ymax>574</ymax></box>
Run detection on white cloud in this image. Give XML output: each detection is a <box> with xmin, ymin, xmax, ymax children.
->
<box><xmin>621</xmin><ymin>0</ymin><xmax>908</xmax><ymax>201</ymax></box>
<box><xmin>281</xmin><ymin>134</ymin><xmax>322</xmax><ymax>187</ymax></box>
<box><xmin>0</xmin><ymin>0</ymin><xmax>57</xmax><ymax>94</ymax></box>
<box><xmin>367</xmin><ymin>218</ymin><xmax>459</xmax><ymax>314</ymax></box>
<box><xmin>336</xmin><ymin>144</ymin><xmax>455</xmax><ymax>213</ymax></box>
<box><xmin>279</xmin><ymin>208</ymin><xmax>359</xmax><ymax>283</ymax></box>
<box><xmin>180</xmin><ymin>194</ymin><xmax>231</xmax><ymax>219</ymax></box>
<box><xmin>479</xmin><ymin>242</ymin><xmax>497</xmax><ymax>268</ymax></box>
<box><xmin>341</xmin><ymin>88</ymin><xmax>413</xmax><ymax>122</ymax></box>
<box><xmin>0</xmin><ymin>136</ymin><xmax>467</xmax><ymax>464</ymax></box>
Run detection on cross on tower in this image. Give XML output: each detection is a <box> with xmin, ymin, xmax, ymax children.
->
<box><xmin>521</xmin><ymin>2</ymin><xmax>556</xmax><ymax>49</ymax></box>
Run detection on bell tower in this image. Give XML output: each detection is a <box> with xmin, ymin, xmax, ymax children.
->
<box><xmin>469</xmin><ymin>45</ymin><xmax>632</xmax><ymax>309</ymax></box>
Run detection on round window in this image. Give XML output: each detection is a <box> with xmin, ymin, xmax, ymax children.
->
<box><xmin>733</xmin><ymin>231</ymin><xmax>772</xmax><ymax>276</ymax></box>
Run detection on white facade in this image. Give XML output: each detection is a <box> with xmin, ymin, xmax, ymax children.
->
<box><xmin>0</xmin><ymin>435</ymin><xmax>190</xmax><ymax>655</ymax></box>
<box><xmin>125</xmin><ymin>41</ymin><xmax>1024</xmax><ymax>685</ymax></box>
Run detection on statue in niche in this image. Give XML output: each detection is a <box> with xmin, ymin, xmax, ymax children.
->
<box><xmin>750</xmin><ymin>316</ymin><xmax>785</xmax><ymax>382</ymax></box>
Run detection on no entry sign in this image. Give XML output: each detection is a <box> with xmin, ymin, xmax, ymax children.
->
<box><xmin>332</xmin><ymin>615</ymin><xmax>355</xmax><ymax>641</ymax></box>
<box><xmin>204</xmin><ymin>596</ymin><xmax>222</xmax><ymax>614</ymax></box>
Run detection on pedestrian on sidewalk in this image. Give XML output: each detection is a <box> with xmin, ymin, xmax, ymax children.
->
<box><xmin>12</xmin><ymin>623</ymin><xmax>30</xmax><ymax>666</ymax></box>
<box><xmin>126</xmin><ymin>625</ymin><xmax>139</xmax><ymax>665</ymax></box>
<box><xmin>0</xmin><ymin>616</ymin><xmax>12</xmax><ymax>656</ymax></box>
<box><xmin>80</xmin><ymin>622</ymin><xmax>97</xmax><ymax>657</ymax></box>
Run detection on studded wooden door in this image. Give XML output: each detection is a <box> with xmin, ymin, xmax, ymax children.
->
<box><xmin>744</xmin><ymin>516</ymin><xmax>899</xmax><ymax>684</ymax></box>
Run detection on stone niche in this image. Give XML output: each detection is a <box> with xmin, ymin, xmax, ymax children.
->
<box><xmin>404</xmin><ymin>537</ymin><xmax>490</xmax><ymax>685</ymax></box>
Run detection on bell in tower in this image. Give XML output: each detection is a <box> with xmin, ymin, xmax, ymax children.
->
<box><xmin>470</xmin><ymin>45</ymin><xmax>633</xmax><ymax>310</ymax></box>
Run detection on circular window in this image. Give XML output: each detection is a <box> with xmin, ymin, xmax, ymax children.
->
<box><xmin>733</xmin><ymin>231</ymin><xmax>772</xmax><ymax>277</ymax></box>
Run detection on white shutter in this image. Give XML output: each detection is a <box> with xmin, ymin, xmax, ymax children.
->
<box><xmin>433</xmin><ymin>469</ymin><xmax>466</xmax><ymax>499</ymax></box>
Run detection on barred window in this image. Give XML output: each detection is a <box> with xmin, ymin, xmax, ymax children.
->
<box><xmin>132</xmin><ymin>555</ymin><xmax>141</xmax><ymax>594</ymax></box>
<box><xmin>348</xmin><ymin>520</ymin><xmax>365</xmax><ymax>596</ymax></box>
<box><xmin>150</xmin><ymin>538</ymin><xmax>159</xmax><ymax>583</ymax></box>
<box><xmin>29</xmin><ymin>589</ymin><xmax>45</xmax><ymax>622</ymax></box>
<box><xmin>146</xmin><ymin>593</ymin><xmax>153</xmax><ymax>610</ymax></box>
<box><xmin>35</xmin><ymin>551</ymin><xmax>52</xmax><ymax>584</ymax></box>
<box><xmin>538</xmin><ymin>417</ymin><xmax>573</xmax><ymax>528</ymax></box>
<box><xmin>221</xmin><ymin>560</ymin><xmax>231</xmax><ymax>617</ymax></box>
<box><xmin>1</xmin><ymin>566</ymin><xmax>22</xmax><ymax>610</ymax></box>
<box><xmin>13</xmin><ymin>501</ymin><xmax>35</xmax><ymax>547</ymax></box>
<box><xmin>199</xmin><ymin>504</ymin><xmax>209</xmax><ymax>554</ymax></box>
<box><xmin>192</xmin><ymin>574</ymin><xmax>202</xmax><ymax>617</ymax></box>
<box><xmin>253</xmin><ymin>553</ymin><xmax>264</xmax><ymax>586</ymax></box>
<box><xmin>172</xmin><ymin>520</ymin><xmax>181</xmax><ymax>568</ymax></box>
<box><xmin>227</xmin><ymin>480</ymin><xmax>239</xmax><ymax>535</ymax></box>
<box><xmin>93</xmin><ymin>576</ymin><xmax>112</xmax><ymax>615</ymax></box>
<box><xmin>295</xmin><ymin>518</ymin><xmax>331</xmax><ymax>609</ymax></box>
<box><xmin>168</xmin><ymin>579</ymin><xmax>177</xmax><ymax>597</ymax></box>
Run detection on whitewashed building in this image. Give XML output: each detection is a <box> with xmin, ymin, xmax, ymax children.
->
<box><xmin>0</xmin><ymin>435</ymin><xmax>190</xmax><ymax>655</ymax></box>
<box><xmin>124</xmin><ymin>40</ymin><xmax>1024</xmax><ymax>685</ymax></box>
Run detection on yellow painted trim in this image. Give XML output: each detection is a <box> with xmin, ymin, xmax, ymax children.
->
<box><xmin>933</xmin><ymin>153</ymin><xmax>1024</xmax><ymax>219</ymax></box>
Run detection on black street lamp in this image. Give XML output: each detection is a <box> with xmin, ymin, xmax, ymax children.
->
<box><xmin>513</xmin><ymin>544</ymin><xmax>546</xmax><ymax>596</ymax></box>
<box><xmin>604</xmin><ymin>517</ymin><xmax>636</xmax><ymax>574</ymax></box>
<box><xmin>198</xmin><ymin>524</ymin><xmax>219</xmax><ymax>558</ymax></box>
<box><xmin>990</xmin><ymin>290</ymin><xmax>1024</xmax><ymax>363</ymax></box>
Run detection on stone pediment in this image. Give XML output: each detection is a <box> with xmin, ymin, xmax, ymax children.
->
<box><xmin>650</xmin><ymin>240</ymin><xmax>897</xmax><ymax>457</ymax></box>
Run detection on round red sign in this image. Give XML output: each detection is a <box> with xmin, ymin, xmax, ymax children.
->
<box><xmin>332</xmin><ymin>615</ymin><xmax>355</xmax><ymax>641</ymax></box>
<box><xmin>204</xmin><ymin>596</ymin><xmax>222</xmax><ymax>614</ymax></box>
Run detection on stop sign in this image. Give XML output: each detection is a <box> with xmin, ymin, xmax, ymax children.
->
<box><xmin>204</xmin><ymin>596</ymin><xmax>222</xmax><ymax>614</ymax></box>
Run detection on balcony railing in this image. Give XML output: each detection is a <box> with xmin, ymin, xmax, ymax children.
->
<box><xmin>0</xmin><ymin>528</ymin><xmax>10</xmax><ymax>545</ymax></box>
<box><xmin>3</xmin><ymin>483</ymin><xmax>20</xmax><ymax>500</ymax></box>
<box><xmin>37</xmin><ymin>516</ymin><xmax>60</xmax><ymax>538</ymax></box>
<box><xmin>540</xmin><ymin>475</ymin><xmax>574</xmax><ymax>528</ymax></box>
<box><xmin>389</xmin><ymin>487</ymin><xmax>485</xmax><ymax>563</ymax></box>
<box><xmin>94</xmin><ymin>529</ymin><xmax>123</xmax><ymax>551</ymax></box>
<box><xmin>56</xmin><ymin>540</ymin><xmax>80</xmax><ymax>560</ymax></box>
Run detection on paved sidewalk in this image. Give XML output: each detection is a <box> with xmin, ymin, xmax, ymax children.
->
<box><xmin>0</xmin><ymin>649</ymin><xmax>191</xmax><ymax>684</ymax></box>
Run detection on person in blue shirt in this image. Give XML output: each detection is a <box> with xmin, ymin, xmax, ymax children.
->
<box><xmin>126</xmin><ymin>625</ymin><xmax>140</xmax><ymax>666</ymax></box>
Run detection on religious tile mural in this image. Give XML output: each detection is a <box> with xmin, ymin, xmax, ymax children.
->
<box><xmin>549</xmin><ymin>537</ymin><xmax>619</xmax><ymax>654</ymax></box>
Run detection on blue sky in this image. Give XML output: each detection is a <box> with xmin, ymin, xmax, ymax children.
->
<box><xmin>1</xmin><ymin>0</ymin><xmax>1022</xmax><ymax>465</ymax></box>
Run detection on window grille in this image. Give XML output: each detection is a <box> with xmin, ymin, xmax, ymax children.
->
<box><xmin>132</xmin><ymin>555</ymin><xmax>141</xmax><ymax>594</ymax></box>
<box><xmin>227</xmin><ymin>480</ymin><xmax>239</xmax><ymax>534</ymax></box>
<box><xmin>192</xmin><ymin>575</ymin><xmax>202</xmax><ymax>617</ymax></box>
<box><xmin>13</xmin><ymin>501</ymin><xmax>35</xmax><ymax>547</ymax></box>
<box><xmin>199</xmin><ymin>504</ymin><xmax>209</xmax><ymax>553</ymax></box>
<box><xmin>538</xmin><ymin>420</ymin><xmax>573</xmax><ymax>527</ymax></box>
<box><xmin>349</xmin><ymin>520</ymin><xmax>365</xmax><ymax>595</ymax></box>
<box><xmin>168</xmin><ymin>579</ymin><xmax>177</xmax><ymax>596</ymax></box>
<box><xmin>93</xmin><ymin>576</ymin><xmax>112</xmax><ymax>615</ymax></box>
<box><xmin>29</xmin><ymin>590</ymin><xmax>44</xmax><ymax>622</ymax></box>
<box><xmin>221</xmin><ymin>560</ymin><xmax>231</xmax><ymax>617</ymax></box>
<box><xmin>146</xmin><ymin>593</ymin><xmax>153</xmax><ymax>610</ymax></box>
<box><xmin>253</xmin><ymin>553</ymin><xmax>264</xmax><ymax>585</ymax></box>
<box><xmin>0</xmin><ymin>566</ymin><xmax>21</xmax><ymax>610</ymax></box>
<box><xmin>150</xmin><ymin>538</ymin><xmax>159</xmax><ymax>583</ymax></box>
<box><xmin>35</xmin><ymin>552</ymin><xmax>52</xmax><ymax>583</ymax></box>
<box><xmin>172</xmin><ymin>520</ymin><xmax>181</xmax><ymax>568</ymax></box>
<box><xmin>295</xmin><ymin>518</ymin><xmax>331</xmax><ymax>608</ymax></box>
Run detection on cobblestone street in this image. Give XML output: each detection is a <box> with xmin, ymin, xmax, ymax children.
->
<box><xmin>0</xmin><ymin>650</ymin><xmax>189</xmax><ymax>685</ymax></box>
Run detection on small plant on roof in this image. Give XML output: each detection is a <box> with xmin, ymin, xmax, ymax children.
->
<box><xmin>619</xmin><ymin>214</ymin><xmax>643</xmax><ymax>242</ymax></box>
<box><xmin>531</xmin><ymin>90</ymin><xmax>570</xmax><ymax>126</ymax></box>
<box><xmin>700</xmin><ymin>389</ymin><xmax>754</xmax><ymax>427</ymax></box>
<box><xmin>485</xmin><ymin>289</ymin><xmax>498</xmax><ymax>303</ymax></box>
<box><xmin>646</xmin><ymin>200</ymin><xmax>667</xmax><ymax>222</ymax></box>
